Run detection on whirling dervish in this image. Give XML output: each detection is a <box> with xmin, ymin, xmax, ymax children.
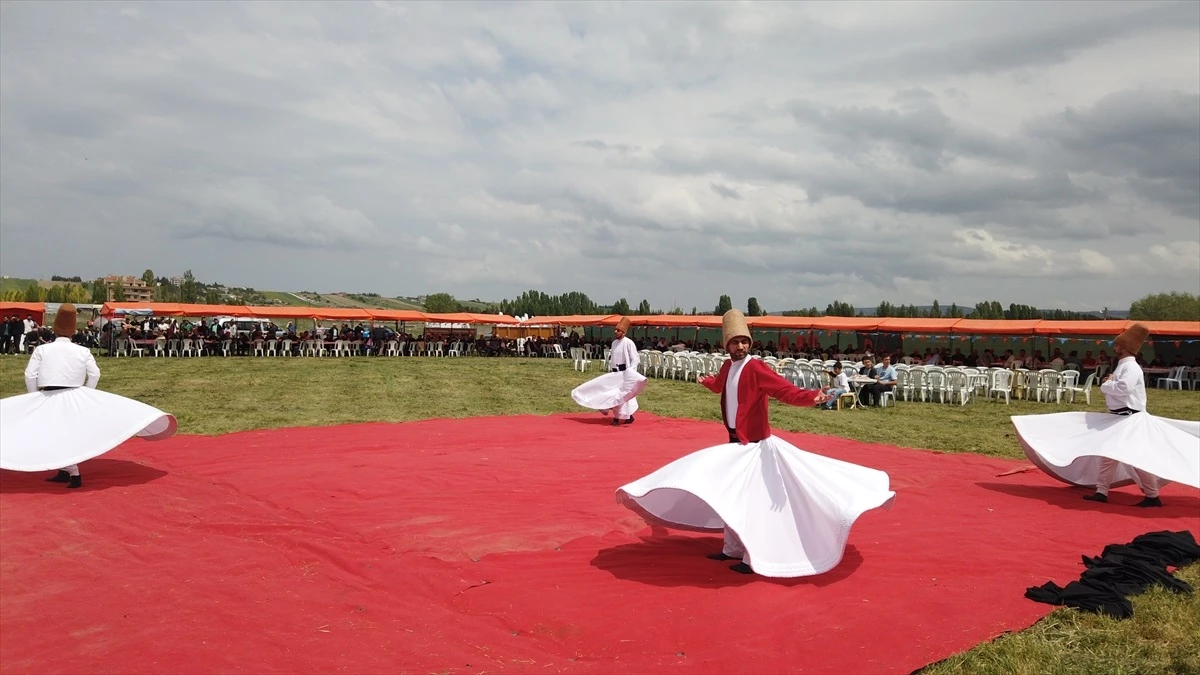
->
<box><xmin>0</xmin><ymin>304</ymin><xmax>178</xmax><ymax>488</ymax></box>
<box><xmin>1012</xmin><ymin>323</ymin><xmax>1199</xmax><ymax>507</ymax></box>
<box><xmin>615</xmin><ymin>309</ymin><xmax>896</xmax><ymax>577</ymax></box>
<box><xmin>571</xmin><ymin>316</ymin><xmax>647</xmax><ymax>427</ymax></box>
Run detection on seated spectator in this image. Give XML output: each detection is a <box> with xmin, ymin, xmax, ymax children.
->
<box><xmin>820</xmin><ymin>363</ymin><xmax>850</xmax><ymax>410</ymax></box>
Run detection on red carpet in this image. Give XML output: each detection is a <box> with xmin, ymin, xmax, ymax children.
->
<box><xmin>2</xmin><ymin>413</ymin><xmax>1197</xmax><ymax>674</ymax></box>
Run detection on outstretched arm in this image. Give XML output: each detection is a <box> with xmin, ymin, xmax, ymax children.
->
<box><xmin>698</xmin><ymin>374</ymin><xmax>722</xmax><ymax>393</ymax></box>
<box><xmin>753</xmin><ymin>361</ymin><xmax>823</xmax><ymax>406</ymax></box>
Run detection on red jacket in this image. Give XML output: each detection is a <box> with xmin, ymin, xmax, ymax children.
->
<box><xmin>700</xmin><ymin>357</ymin><xmax>820</xmax><ymax>444</ymax></box>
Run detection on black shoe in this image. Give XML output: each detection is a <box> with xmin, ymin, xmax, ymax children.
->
<box><xmin>625</xmin><ymin>416</ymin><xmax>634</xmax><ymax>425</ymax></box>
<box><xmin>46</xmin><ymin>470</ymin><xmax>71</xmax><ymax>483</ymax></box>
<box><xmin>1082</xmin><ymin>492</ymin><xmax>1108</xmax><ymax>503</ymax></box>
<box><xmin>1135</xmin><ymin>497</ymin><xmax>1162</xmax><ymax>508</ymax></box>
<box><xmin>67</xmin><ymin>475</ymin><xmax>82</xmax><ymax>489</ymax></box>
<box><xmin>729</xmin><ymin>562</ymin><xmax>754</xmax><ymax>575</ymax></box>
<box><xmin>707</xmin><ymin>552</ymin><xmax>737</xmax><ymax>561</ymax></box>
<box><xmin>611</xmin><ymin>418</ymin><xmax>620</xmax><ymax>427</ymax></box>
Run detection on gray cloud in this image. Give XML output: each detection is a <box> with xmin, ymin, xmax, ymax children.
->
<box><xmin>0</xmin><ymin>1</ymin><xmax>1197</xmax><ymax>313</ymax></box>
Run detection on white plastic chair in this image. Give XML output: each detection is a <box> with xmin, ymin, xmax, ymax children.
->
<box><xmin>1066</xmin><ymin>373</ymin><xmax>1096</xmax><ymax>405</ymax></box>
<box><xmin>1157</xmin><ymin>366</ymin><xmax>1186</xmax><ymax>390</ymax></box>
<box><xmin>989</xmin><ymin>370</ymin><xmax>1013</xmax><ymax>404</ymax></box>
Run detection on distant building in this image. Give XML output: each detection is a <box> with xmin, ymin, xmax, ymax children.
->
<box><xmin>103</xmin><ymin>275</ymin><xmax>154</xmax><ymax>302</ymax></box>
<box><xmin>169</xmin><ymin>276</ymin><xmax>185</xmax><ymax>287</ymax></box>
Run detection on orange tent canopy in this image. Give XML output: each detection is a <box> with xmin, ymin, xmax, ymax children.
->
<box><xmin>949</xmin><ymin>319</ymin><xmax>1042</xmax><ymax>335</ymax></box>
<box><xmin>1033</xmin><ymin>320</ymin><xmax>1131</xmax><ymax>336</ymax></box>
<box><xmin>876</xmin><ymin>318</ymin><xmax>962</xmax><ymax>333</ymax></box>
<box><xmin>0</xmin><ymin>301</ymin><xmax>46</xmax><ymax>324</ymax></box>
<box><xmin>83</xmin><ymin>304</ymin><xmax>1200</xmax><ymax>337</ymax></box>
<box><xmin>1141</xmin><ymin>320</ymin><xmax>1200</xmax><ymax>337</ymax></box>
<box><xmin>99</xmin><ymin>302</ymin><xmax>524</xmax><ymax>325</ymax></box>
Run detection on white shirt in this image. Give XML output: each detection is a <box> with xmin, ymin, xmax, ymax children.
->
<box><xmin>609</xmin><ymin>337</ymin><xmax>640</xmax><ymax>371</ymax></box>
<box><xmin>832</xmin><ymin>372</ymin><xmax>850</xmax><ymax>390</ymax></box>
<box><xmin>24</xmin><ymin>337</ymin><xmax>101</xmax><ymax>392</ymax></box>
<box><xmin>724</xmin><ymin>357</ymin><xmax>749</xmax><ymax>426</ymax></box>
<box><xmin>1100</xmin><ymin>356</ymin><xmax>1146</xmax><ymax>412</ymax></box>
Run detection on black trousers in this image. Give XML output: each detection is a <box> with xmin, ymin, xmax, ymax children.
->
<box><xmin>858</xmin><ymin>383</ymin><xmax>893</xmax><ymax>406</ymax></box>
<box><xmin>1109</xmin><ymin>407</ymin><xmax>1142</xmax><ymax>416</ymax></box>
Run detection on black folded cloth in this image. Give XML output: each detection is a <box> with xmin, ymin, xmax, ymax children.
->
<box><xmin>1025</xmin><ymin>531</ymin><xmax>1200</xmax><ymax>619</ymax></box>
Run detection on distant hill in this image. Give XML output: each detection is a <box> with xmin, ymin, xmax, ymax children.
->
<box><xmin>273</xmin><ymin>292</ymin><xmax>426</xmax><ymax>311</ymax></box>
<box><xmin>0</xmin><ymin>277</ymin><xmax>74</xmax><ymax>295</ymax></box>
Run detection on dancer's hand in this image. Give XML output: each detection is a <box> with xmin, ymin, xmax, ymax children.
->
<box><xmin>698</xmin><ymin>375</ymin><xmax>715</xmax><ymax>387</ymax></box>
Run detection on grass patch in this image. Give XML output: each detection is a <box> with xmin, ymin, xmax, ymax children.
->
<box><xmin>920</xmin><ymin>564</ymin><xmax>1200</xmax><ymax>675</ymax></box>
<box><xmin>2</xmin><ymin>354</ymin><xmax>1198</xmax><ymax>672</ymax></box>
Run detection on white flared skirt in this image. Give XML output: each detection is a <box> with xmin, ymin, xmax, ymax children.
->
<box><xmin>617</xmin><ymin>435</ymin><xmax>896</xmax><ymax>578</ymax></box>
<box><xmin>1012</xmin><ymin>411</ymin><xmax>1200</xmax><ymax>490</ymax></box>
<box><xmin>1</xmin><ymin>388</ymin><xmax>177</xmax><ymax>472</ymax></box>
<box><xmin>571</xmin><ymin>370</ymin><xmax>647</xmax><ymax>418</ymax></box>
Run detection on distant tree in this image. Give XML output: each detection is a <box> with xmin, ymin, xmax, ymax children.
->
<box><xmin>972</xmin><ymin>300</ymin><xmax>1005</xmax><ymax>319</ymax></box>
<box><xmin>141</xmin><ymin>269</ymin><xmax>156</xmax><ymax>287</ymax></box>
<box><xmin>66</xmin><ymin>283</ymin><xmax>90</xmax><ymax>304</ymax></box>
<box><xmin>156</xmin><ymin>281</ymin><xmax>176</xmax><ymax>302</ymax></box>
<box><xmin>825</xmin><ymin>300</ymin><xmax>855</xmax><ymax>317</ymax></box>
<box><xmin>499</xmin><ymin>289</ymin><xmax>599</xmax><ymax>317</ymax></box>
<box><xmin>181</xmin><ymin>270</ymin><xmax>198</xmax><ymax>303</ymax></box>
<box><xmin>612</xmin><ymin>298</ymin><xmax>631</xmax><ymax>315</ymax></box>
<box><xmin>715</xmin><ymin>295</ymin><xmax>733</xmax><ymax>315</ymax></box>
<box><xmin>1129</xmin><ymin>292</ymin><xmax>1200</xmax><ymax>321</ymax></box>
<box><xmin>667</xmin><ymin>307</ymin><xmax>685</xmax><ymax>315</ymax></box>
<box><xmin>929</xmin><ymin>299</ymin><xmax>941</xmax><ymax>318</ymax></box>
<box><xmin>690</xmin><ymin>306</ymin><xmax>698</xmax><ymax>315</ymax></box>
<box><xmin>205</xmin><ymin>288</ymin><xmax>222</xmax><ymax>305</ymax></box>
<box><xmin>636</xmin><ymin>299</ymin><xmax>652</xmax><ymax>315</ymax></box>
<box><xmin>747</xmin><ymin>297</ymin><xmax>765</xmax><ymax>316</ymax></box>
<box><xmin>90</xmin><ymin>279</ymin><xmax>108</xmax><ymax>304</ymax></box>
<box><xmin>113</xmin><ymin>279</ymin><xmax>126</xmax><ymax>302</ymax></box>
<box><xmin>423</xmin><ymin>292</ymin><xmax>460</xmax><ymax>313</ymax></box>
<box><xmin>875</xmin><ymin>301</ymin><xmax>894</xmax><ymax>317</ymax></box>
<box><xmin>1005</xmin><ymin>303</ymin><xmax>1042</xmax><ymax>320</ymax></box>
<box><xmin>947</xmin><ymin>302</ymin><xmax>963</xmax><ymax>318</ymax></box>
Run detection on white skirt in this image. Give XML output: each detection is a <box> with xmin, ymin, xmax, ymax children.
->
<box><xmin>1012</xmin><ymin>411</ymin><xmax>1200</xmax><ymax>489</ymax></box>
<box><xmin>617</xmin><ymin>435</ymin><xmax>896</xmax><ymax>578</ymax></box>
<box><xmin>0</xmin><ymin>387</ymin><xmax>177</xmax><ymax>472</ymax></box>
<box><xmin>571</xmin><ymin>370</ymin><xmax>647</xmax><ymax>417</ymax></box>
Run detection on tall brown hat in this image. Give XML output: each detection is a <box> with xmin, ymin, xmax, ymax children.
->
<box><xmin>615</xmin><ymin>316</ymin><xmax>632</xmax><ymax>333</ymax></box>
<box><xmin>53</xmin><ymin>304</ymin><xmax>77</xmax><ymax>337</ymax></box>
<box><xmin>1114</xmin><ymin>323</ymin><xmax>1149</xmax><ymax>354</ymax></box>
<box><xmin>722</xmin><ymin>309</ymin><xmax>751</xmax><ymax>349</ymax></box>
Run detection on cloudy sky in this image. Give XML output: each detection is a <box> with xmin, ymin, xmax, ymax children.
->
<box><xmin>1</xmin><ymin>1</ymin><xmax>1198</xmax><ymax>313</ymax></box>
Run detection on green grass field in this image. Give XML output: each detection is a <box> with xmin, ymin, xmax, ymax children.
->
<box><xmin>1</xmin><ymin>355</ymin><xmax>1197</xmax><ymax>673</ymax></box>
